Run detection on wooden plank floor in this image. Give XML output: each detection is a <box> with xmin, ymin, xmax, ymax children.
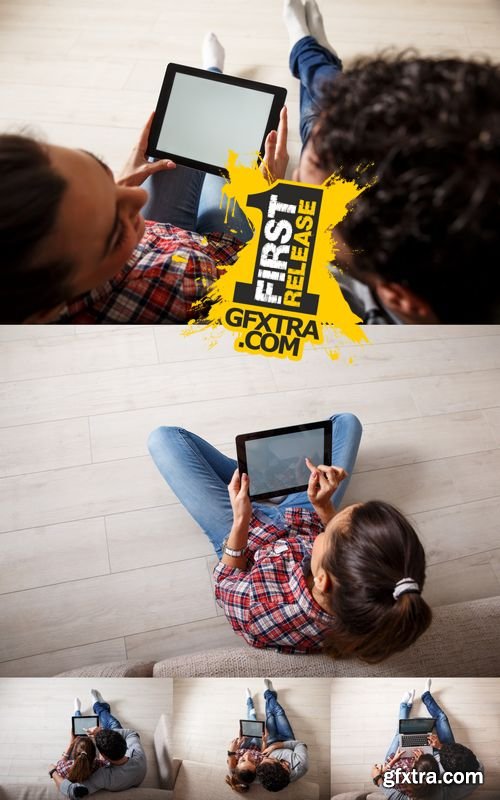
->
<box><xmin>0</xmin><ymin>0</ymin><xmax>499</xmax><ymax>175</ymax></box>
<box><xmin>331</xmin><ymin>678</ymin><xmax>500</xmax><ymax>798</ymax></box>
<box><xmin>0</xmin><ymin>326</ymin><xmax>499</xmax><ymax>675</ymax></box>
<box><xmin>173</xmin><ymin>677</ymin><xmax>331</xmax><ymax>800</ymax></box>
<box><xmin>0</xmin><ymin>677</ymin><xmax>172</xmax><ymax>786</ymax></box>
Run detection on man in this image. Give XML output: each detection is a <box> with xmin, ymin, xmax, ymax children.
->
<box><xmin>49</xmin><ymin>689</ymin><xmax>147</xmax><ymax>798</ymax></box>
<box><xmin>254</xmin><ymin>680</ymin><xmax>309</xmax><ymax>792</ymax></box>
<box><xmin>281</xmin><ymin>0</ymin><xmax>500</xmax><ymax>324</ymax></box>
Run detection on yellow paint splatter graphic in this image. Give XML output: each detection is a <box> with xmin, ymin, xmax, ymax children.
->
<box><xmin>189</xmin><ymin>152</ymin><xmax>371</xmax><ymax>361</ymax></box>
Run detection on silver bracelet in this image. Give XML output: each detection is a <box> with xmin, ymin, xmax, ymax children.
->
<box><xmin>224</xmin><ymin>544</ymin><xmax>247</xmax><ymax>558</ymax></box>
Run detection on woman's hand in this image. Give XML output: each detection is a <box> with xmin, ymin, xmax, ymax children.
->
<box><xmin>260</xmin><ymin>106</ymin><xmax>289</xmax><ymax>183</ymax></box>
<box><xmin>390</xmin><ymin>747</ymin><xmax>405</xmax><ymax>764</ymax></box>
<box><xmin>306</xmin><ymin>458</ymin><xmax>347</xmax><ymax>520</ymax></box>
<box><xmin>228</xmin><ymin>469</ymin><xmax>252</xmax><ymax>531</ymax></box>
<box><xmin>371</xmin><ymin>763</ymin><xmax>384</xmax><ymax>779</ymax></box>
<box><xmin>117</xmin><ymin>112</ymin><xmax>176</xmax><ymax>187</ymax></box>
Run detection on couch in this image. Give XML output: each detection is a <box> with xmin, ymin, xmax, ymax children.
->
<box><xmin>0</xmin><ymin>715</ymin><xmax>320</xmax><ymax>800</ymax></box>
<box><xmin>56</xmin><ymin>596</ymin><xmax>500</xmax><ymax>677</ymax></box>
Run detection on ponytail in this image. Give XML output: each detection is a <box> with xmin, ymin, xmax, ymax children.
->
<box><xmin>67</xmin><ymin>738</ymin><xmax>96</xmax><ymax>783</ymax></box>
<box><xmin>225</xmin><ymin>775</ymin><xmax>250</xmax><ymax>793</ymax></box>
<box><xmin>321</xmin><ymin>500</ymin><xmax>432</xmax><ymax>662</ymax></box>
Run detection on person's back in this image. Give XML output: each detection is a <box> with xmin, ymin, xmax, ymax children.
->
<box><xmin>59</xmin><ymin>729</ymin><xmax>147</xmax><ymax>797</ymax></box>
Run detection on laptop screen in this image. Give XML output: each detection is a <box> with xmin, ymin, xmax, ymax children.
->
<box><xmin>399</xmin><ymin>718</ymin><xmax>435</xmax><ymax>734</ymax></box>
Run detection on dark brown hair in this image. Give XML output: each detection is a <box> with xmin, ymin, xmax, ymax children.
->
<box><xmin>322</xmin><ymin>500</ymin><xmax>432</xmax><ymax>662</ymax></box>
<box><xmin>410</xmin><ymin>754</ymin><xmax>441</xmax><ymax>799</ymax></box>
<box><xmin>0</xmin><ymin>133</ymin><xmax>72</xmax><ymax>322</ymax></box>
<box><xmin>225</xmin><ymin>774</ymin><xmax>250</xmax><ymax>793</ymax></box>
<box><xmin>67</xmin><ymin>736</ymin><xmax>97</xmax><ymax>783</ymax></box>
<box><xmin>312</xmin><ymin>55</ymin><xmax>500</xmax><ymax>323</ymax></box>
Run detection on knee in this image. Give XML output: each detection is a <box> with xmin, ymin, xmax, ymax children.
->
<box><xmin>147</xmin><ymin>426</ymin><xmax>186</xmax><ymax>459</ymax></box>
<box><xmin>331</xmin><ymin>412</ymin><xmax>363</xmax><ymax>438</ymax></box>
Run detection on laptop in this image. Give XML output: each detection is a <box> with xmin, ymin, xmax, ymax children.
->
<box><xmin>398</xmin><ymin>718</ymin><xmax>436</xmax><ymax>755</ymax></box>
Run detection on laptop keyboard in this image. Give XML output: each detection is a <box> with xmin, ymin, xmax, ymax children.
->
<box><xmin>402</xmin><ymin>734</ymin><xmax>430</xmax><ymax>747</ymax></box>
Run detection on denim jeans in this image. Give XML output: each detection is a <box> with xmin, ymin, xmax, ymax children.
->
<box><xmin>264</xmin><ymin>690</ymin><xmax>295</xmax><ymax>745</ymax></box>
<box><xmin>147</xmin><ymin>413</ymin><xmax>362</xmax><ymax>558</ymax></box>
<box><xmin>289</xmin><ymin>36</ymin><xmax>343</xmax><ymax>146</ymax></box>
<box><xmin>385</xmin><ymin>692</ymin><xmax>456</xmax><ymax>759</ymax></box>
<box><xmin>142</xmin><ymin>67</ymin><xmax>252</xmax><ymax>242</ymax></box>
<box><xmin>93</xmin><ymin>701</ymin><xmax>123</xmax><ymax>731</ymax></box>
<box><xmin>243</xmin><ymin>696</ymin><xmax>261</xmax><ymax>747</ymax></box>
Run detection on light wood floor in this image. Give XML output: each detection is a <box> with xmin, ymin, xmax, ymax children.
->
<box><xmin>0</xmin><ymin>0</ymin><xmax>499</xmax><ymax>176</ymax></box>
<box><xmin>331</xmin><ymin>678</ymin><xmax>500</xmax><ymax>799</ymax></box>
<box><xmin>0</xmin><ymin>326</ymin><xmax>499</xmax><ymax>675</ymax></box>
<box><xmin>173</xmin><ymin>677</ymin><xmax>331</xmax><ymax>800</ymax></box>
<box><xmin>0</xmin><ymin>677</ymin><xmax>172</xmax><ymax>786</ymax></box>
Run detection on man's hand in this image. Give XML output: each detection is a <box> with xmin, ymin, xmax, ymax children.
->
<box><xmin>260</xmin><ymin>107</ymin><xmax>289</xmax><ymax>183</ymax></box>
<box><xmin>262</xmin><ymin>742</ymin><xmax>285</xmax><ymax>757</ymax></box>
<box><xmin>306</xmin><ymin>458</ymin><xmax>347</xmax><ymax>525</ymax></box>
<box><xmin>49</xmin><ymin>764</ymin><xmax>57</xmax><ymax>772</ymax></box>
<box><xmin>428</xmin><ymin>733</ymin><xmax>442</xmax><ymax>750</ymax></box>
<box><xmin>85</xmin><ymin>726</ymin><xmax>100</xmax><ymax>737</ymax></box>
<box><xmin>228</xmin><ymin>469</ymin><xmax>252</xmax><ymax>531</ymax></box>
<box><xmin>117</xmin><ymin>112</ymin><xmax>176</xmax><ymax>187</ymax></box>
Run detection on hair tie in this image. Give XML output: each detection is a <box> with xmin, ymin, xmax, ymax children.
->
<box><xmin>78</xmin><ymin>752</ymin><xmax>88</xmax><ymax>759</ymax></box>
<box><xmin>393</xmin><ymin>577</ymin><xmax>420</xmax><ymax>600</ymax></box>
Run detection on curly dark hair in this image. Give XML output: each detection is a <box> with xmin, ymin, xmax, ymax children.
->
<box><xmin>95</xmin><ymin>729</ymin><xmax>127</xmax><ymax>761</ymax></box>
<box><xmin>312</xmin><ymin>54</ymin><xmax>500</xmax><ymax>323</ymax></box>
<box><xmin>439</xmin><ymin>742</ymin><xmax>480</xmax><ymax>774</ymax></box>
<box><xmin>0</xmin><ymin>133</ymin><xmax>72</xmax><ymax>323</ymax></box>
<box><xmin>255</xmin><ymin>761</ymin><xmax>290</xmax><ymax>792</ymax></box>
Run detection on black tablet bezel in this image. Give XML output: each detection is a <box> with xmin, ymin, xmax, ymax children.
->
<box><xmin>72</xmin><ymin>715</ymin><xmax>99</xmax><ymax>736</ymax></box>
<box><xmin>239</xmin><ymin>719</ymin><xmax>265</xmax><ymax>739</ymax></box>
<box><xmin>236</xmin><ymin>420</ymin><xmax>333</xmax><ymax>501</ymax></box>
<box><xmin>147</xmin><ymin>63</ymin><xmax>287</xmax><ymax>177</ymax></box>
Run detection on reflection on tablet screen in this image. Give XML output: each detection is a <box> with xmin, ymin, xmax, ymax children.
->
<box><xmin>245</xmin><ymin>428</ymin><xmax>324</xmax><ymax>496</ymax></box>
<box><xmin>157</xmin><ymin>72</ymin><xmax>274</xmax><ymax>168</ymax></box>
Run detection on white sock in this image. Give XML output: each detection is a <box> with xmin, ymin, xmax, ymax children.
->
<box><xmin>424</xmin><ymin>678</ymin><xmax>432</xmax><ymax>694</ymax></box>
<box><xmin>283</xmin><ymin>0</ymin><xmax>310</xmax><ymax>49</ymax></box>
<box><xmin>401</xmin><ymin>689</ymin><xmax>415</xmax><ymax>705</ymax></box>
<box><xmin>91</xmin><ymin>689</ymin><xmax>103</xmax><ymax>704</ymax></box>
<box><xmin>74</xmin><ymin>697</ymin><xmax>81</xmax><ymax>713</ymax></box>
<box><xmin>264</xmin><ymin>679</ymin><xmax>273</xmax><ymax>691</ymax></box>
<box><xmin>304</xmin><ymin>0</ymin><xmax>337</xmax><ymax>55</ymax></box>
<box><xmin>202</xmin><ymin>32</ymin><xmax>225</xmax><ymax>71</ymax></box>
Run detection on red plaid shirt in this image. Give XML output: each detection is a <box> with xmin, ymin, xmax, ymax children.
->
<box><xmin>55</xmin><ymin>755</ymin><xmax>109</xmax><ymax>779</ymax></box>
<box><xmin>55</xmin><ymin>222</ymin><xmax>242</xmax><ymax>324</ymax></box>
<box><xmin>214</xmin><ymin>508</ymin><xmax>333</xmax><ymax>653</ymax></box>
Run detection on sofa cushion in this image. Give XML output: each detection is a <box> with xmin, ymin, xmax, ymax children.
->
<box><xmin>0</xmin><ymin>787</ymin><xmax>170</xmax><ymax>799</ymax></box>
<box><xmin>153</xmin><ymin>597</ymin><xmax>500</xmax><ymax>677</ymax></box>
<box><xmin>172</xmin><ymin>760</ymin><xmax>319</xmax><ymax>799</ymax></box>
<box><xmin>154</xmin><ymin>715</ymin><xmax>181</xmax><ymax>790</ymax></box>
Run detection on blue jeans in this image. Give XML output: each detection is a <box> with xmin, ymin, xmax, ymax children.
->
<box><xmin>289</xmin><ymin>36</ymin><xmax>343</xmax><ymax>146</ymax></box>
<box><xmin>264</xmin><ymin>690</ymin><xmax>295</xmax><ymax>745</ymax></box>
<box><xmin>421</xmin><ymin>692</ymin><xmax>455</xmax><ymax>744</ymax></box>
<box><xmin>243</xmin><ymin>696</ymin><xmax>261</xmax><ymax>748</ymax></box>
<box><xmin>142</xmin><ymin>67</ymin><xmax>252</xmax><ymax>242</ymax></box>
<box><xmin>147</xmin><ymin>413</ymin><xmax>362</xmax><ymax>558</ymax></box>
<box><xmin>93</xmin><ymin>701</ymin><xmax>123</xmax><ymax>731</ymax></box>
<box><xmin>385</xmin><ymin>693</ymin><xmax>455</xmax><ymax>759</ymax></box>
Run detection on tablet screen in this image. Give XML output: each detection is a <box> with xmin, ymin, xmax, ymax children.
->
<box><xmin>155</xmin><ymin>72</ymin><xmax>275</xmax><ymax>169</ymax></box>
<box><xmin>240</xmin><ymin>719</ymin><xmax>265</xmax><ymax>738</ymax></box>
<box><xmin>244</xmin><ymin>427</ymin><xmax>326</xmax><ymax>498</ymax></box>
<box><xmin>73</xmin><ymin>715</ymin><xmax>99</xmax><ymax>735</ymax></box>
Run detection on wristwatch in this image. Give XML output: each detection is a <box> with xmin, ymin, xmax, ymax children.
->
<box><xmin>373</xmin><ymin>773</ymin><xmax>384</xmax><ymax>786</ymax></box>
<box><xmin>49</xmin><ymin>768</ymin><xmax>58</xmax><ymax>778</ymax></box>
<box><xmin>227</xmin><ymin>750</ymin><xmax>237</xmax><ymax>756</ymax></box>
<box><xmin>224</xmin><ymin>545</ymin><xmax>247</xmax><ymax>558</ymax></box>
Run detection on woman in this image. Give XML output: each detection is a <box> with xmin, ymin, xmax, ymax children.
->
<box><xmin>53</xmin><ymin>698</ymin><xmax>108</xmax><ymax>784</ymax></box>
<box><xmin>226</xmin><ymin>689</ymin><xmax>267</xmax><ymax>793</ymax></box>
<box><xmin>148</xmin><ymin>412</ymin><xmax>432</xmax><ymax>662</ymax></box>
<box><xmin>0</xmin><ymin>34</ymin><xmax>287</xmax><ymax>324</ymax></box>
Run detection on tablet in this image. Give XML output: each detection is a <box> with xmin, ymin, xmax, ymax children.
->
<box><xmin>147</xmin><ymin>63</ymin><xmax>287</xmax><ymax>177</ymax></box>
<box><xmin>240</xmin><ymin>719</ymin><xmax>265</xmax><ymax>739</ymax></box>
<box><xmin>72</xmin><ymin>715</ymin><xmax>99</xmax><ymax>736</ymax></box>
<box><xmin>236</xmin><ymin>421</ymin><xmax>332</xmax><ymax>501</ymax></box>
